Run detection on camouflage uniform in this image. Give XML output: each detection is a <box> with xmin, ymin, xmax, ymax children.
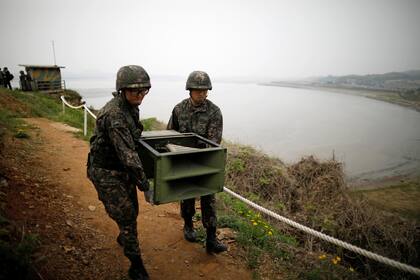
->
<box><xmin>3</xmin><ymin>68</ymin><xmax>12</xmax><ymax>90</ymax></box>
<box><xmin>0</xmin><ymin>69</ymin><xmax>4</xmax><ymax>88</ymax></box>
<box><xmin>87</xmin><ymin>93</ymin><xmax>146</xmax><ymax>260</ymax></box>
<box><xmin>167</xmin><ymin>98</ymin><xmax>223</xmax><ymax>229</ymax></box>
<box><xmin>19</xmin><ymin>71</ymin><xmax>27</xmax><ymax>91</ymax></box>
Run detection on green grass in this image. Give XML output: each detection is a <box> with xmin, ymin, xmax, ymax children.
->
<box><xmin>5</xmin><ymin>90</ymin><xmax>96</xmax><ymax>140</ymax></box>
<box><xmin>215</xmin><ymin>192</ymin><xmax>297</xmax><ymax>269</ymax></box>
<box><xmin>215</xmin><ymin>191</ymin><xmax>361</xmax><ymax>279</ymax></box>
<box><xmin>302</xmin><ymin>255</ymin><xmax>359</xmax><ymax>280</ymax></box>
<box><xmin>142</xmin><ymin>117</ymin><xmax>164</xmax><ymax>131</ymax></box>
<box><xmin>0</xmin><ymin>107</ymin><xmax>32</xmax><ymax>143</ymax></box>
<box><xmin>0</xmin><ymin>214</ymin><xmax>40</xmax><ymax>280</ymax></box>
<box><xmin>0</xmin><ymin>107</ymin><xmax>25</xmax><ymax>132</ymax></box>
<box><xmin>0</xmin><ymin>89</ymin><xmax>162</xmax><ymax>142</ymax></box>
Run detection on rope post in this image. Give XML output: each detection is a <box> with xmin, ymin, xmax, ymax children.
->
<box><xmin>83</xmin><ymin>107</ymin><xmax>87</xmax><ymax>136</ymax></box>
<box><xmin>62</xmin><ymin>99</ymin><xmax>65</xmax><ymax>114</ymax></box>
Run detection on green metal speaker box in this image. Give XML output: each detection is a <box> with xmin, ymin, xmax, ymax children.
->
<box><xmin>137</xmin><ymin>131</ymin><xmax>227</xmax><ymax>205</ymax></box>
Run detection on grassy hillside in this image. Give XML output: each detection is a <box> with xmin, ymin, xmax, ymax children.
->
<box><xmin>0</xmin><ymin>88</ymin><xmax>95</xmax><ymax>141</ymax></box>
<box><xmin>221</xmin><ymin>144</ymin><xmax>419</xmax><ymax>279</ymax></box>
<box><xmin>0</xmin><ymin>88</ymin><xmax>161</xmax><ymax>142</ymax></box>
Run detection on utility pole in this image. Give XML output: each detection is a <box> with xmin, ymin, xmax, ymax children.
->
<box><xmin>52</xmin><ymin>40</ymin><xmax>57</xmax><ymax>65</ymax></box>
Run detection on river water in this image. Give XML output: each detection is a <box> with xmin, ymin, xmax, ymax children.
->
<box><xmin>68</xmin><ymin>78</ymin><xmax>420</xmax><ymax>181</ymax></box>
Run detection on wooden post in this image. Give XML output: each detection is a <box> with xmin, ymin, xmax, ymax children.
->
<box><xmin>84</xmin><ymin>107</ymin><xmax>87</xmax><ymax>136</ymax></box>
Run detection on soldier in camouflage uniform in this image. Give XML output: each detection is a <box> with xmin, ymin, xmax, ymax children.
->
<box><xmin>0</xmin><ymin>68</ymin><xmax>4</xmax><ymax>88</ymax></box>
<box><xmin>3</xmin><ymin>67</ymin><xmax>13</xmax><ymax>89</ymax></box>
<box><xmin>19</xmin><ymin>71</ymin><xmax>27</xmax><ymax>91</ymax></box>
<box><xmin>167</xmin><ymin>71</ymin><xmax>227</xmax><ymax>254</ymax></box>
<box><xmin>87</xmin><ymin>65</ymin><xmax>151</xmax><ymax>280</ymax></box>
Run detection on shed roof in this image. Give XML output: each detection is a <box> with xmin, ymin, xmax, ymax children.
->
<box><xmin>19</xmin><ymin>64</ymin><xmax>66</xmax><ymax>69</ymax></box>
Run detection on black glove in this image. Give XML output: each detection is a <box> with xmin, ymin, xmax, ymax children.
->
<box><xmin>196</xmin><ymin>140</ymin><xmax>209</xmax><ymax>149</ymax></box>
<box><xmin>137</xmin><ymin>177</ymin><xmax>150</xmax><ymax>192</ymax></box>
<box><xmin>143</xmin><ymin>189</ymin><xmax>154</xmax><ymax>205</ymax></box>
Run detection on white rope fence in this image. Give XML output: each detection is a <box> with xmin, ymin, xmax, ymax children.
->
<box><xmin>223</xmin><ymin>187</ymin><xmax>420</xmax><ymax>276</ymax></box>
<box><xmin>61</xmin><ymin>96</ymin><xmax>96</xmax><ymax>136</ymax></box>
<box><xmin>60</xmin><ymin>95</ymin><xmax>420</xmax><ymax>276</ymax></box>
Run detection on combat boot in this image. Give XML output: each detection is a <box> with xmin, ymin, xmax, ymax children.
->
<box><xmin>183</xmin><ymin>219</ymin><xmax>196</xmax><ymax>242</ymax></box>
<box><xmin>206</xmin><ymin>227</ymin><xmax>227</xmax><ymax>254</ymax></box>
<box><xmin>128</xmin><ymin>255</ymin><xmax>149</xmax><ymax>280</ymax></box>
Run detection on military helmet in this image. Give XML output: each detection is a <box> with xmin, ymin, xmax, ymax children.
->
<box><xmin>186</xmin><ymin>71</ymin><xmax>212</xmax><ymax>90</ymax></box>
<box><xmin>116</xmin><ymin>65</ymin><xmax>151</xmax><ymax>91</ymax></box>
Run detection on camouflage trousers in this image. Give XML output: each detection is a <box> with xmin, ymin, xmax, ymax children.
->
<box><xmin>181</xmin><ymin>194</ymin><xmax>217</xmax><ymax>228</ymax></box>
<box><xmin>88</xmin><ymin>167</ymin><xmax>141</xmax><ymax>259</ymax></box>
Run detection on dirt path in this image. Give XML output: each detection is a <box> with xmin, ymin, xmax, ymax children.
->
<box><xmin>1</xmin><ymin>118</ymin><xmax>252</xmax><ymax>280</ymax></box>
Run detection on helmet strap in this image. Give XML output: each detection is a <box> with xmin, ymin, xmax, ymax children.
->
<box><xmin>121</xmin><ymin>89</ymin><xmax>128</xmax><ymax>100</ymax></box>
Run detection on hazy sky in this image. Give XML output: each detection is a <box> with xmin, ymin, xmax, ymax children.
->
<box><xmin>1</xmin><ymin>0</ymin><xmax>420</xmax><ymax>80</ymax></box>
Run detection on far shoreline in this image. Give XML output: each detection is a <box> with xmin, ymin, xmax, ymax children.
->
<box><xmin>260</xmin><ymin>81</ymin><xmax>420</xmax><ymax>112</ymax></box>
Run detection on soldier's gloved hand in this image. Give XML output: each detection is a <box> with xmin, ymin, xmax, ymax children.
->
<box><xmin>196</xmin><ymin>140</ymin><xmax>208</xmax><ymax>149</ymax></box>
<box><xmin>137</xmin><ymin>178</ymin><xmax>150</xmax><ymax>192</ymax></box>
<box><xmin>144</xmin><ymin>189</ymin><xmax>154</xmax><ymax>205</ymax></box>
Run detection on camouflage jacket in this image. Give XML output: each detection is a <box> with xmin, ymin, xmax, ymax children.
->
<box><xmin>3</xmin><ymin>70</ymin><xmax>13</xmax><ymax>81</ymax></box>
<box><xmin>167</xmin><ymin>98</ymin><xmax>223</xmax><ymax>144</ymax></box>
<box><xmin>88</xmin><ymin>93</ymin><xmax>145</xmax><ymax>183</ymax></box>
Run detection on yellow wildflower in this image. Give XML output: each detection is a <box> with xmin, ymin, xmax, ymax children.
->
<box><xmin>336</xmin><ymin>256</ymin><xmax>341</xmax><ymax>262</ymax></box>
<box><xmin>268</xmin><ymin>231</ymin><xmax>273</xmax><ymax>235</ymax></box>
<box><xmin>318</xmin><ymin>254</ymin><xmax>326</xmax><ymax>260</ymax></box>
<box><xmin>332</xmin><ymin>259</ymin><xmax>338</xmax><ymax>265</ymax></box>
<box><xmin>349</xmin><ymin>267</ymin><xmax>354</xmax><ymax>272</ymax></box>
<box><xmin>253</xmin><ymin>222</ymin><xmax>258</xmax><ymax>226</ymax></box>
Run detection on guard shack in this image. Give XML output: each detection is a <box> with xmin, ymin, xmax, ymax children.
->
<box><xmin>18</xmin><ymin>64</ymin><xmax>66</xmax><ymax>92</ymax></box>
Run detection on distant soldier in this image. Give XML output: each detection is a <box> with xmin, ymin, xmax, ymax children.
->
<box><xmin>0</xmin><ymin>68</ymin><xmax>4</xmax><ymax>88</ymax></box>
<box><xmin>25</xmin><ymin>71</ymin><xmax>32</xmax><ymax>91</ymax></box>
<box><xmin>167</xmin><ymin>71</ymin><xmax>228</xmax><ymax>254</ymax></box>
<box><xmin>87</xmin><ymin>65</ymin><xmax>151</xmax><ymax>280</ymax></box>
<box><xmin>3</xmin><ymin>67</ymin><xmax>13</xmax><ymax>90</ymax></box>
<box><xmin>19</xmin><ymin>71</ymin><xmax>27</xmax><ymax>91</ymax></box>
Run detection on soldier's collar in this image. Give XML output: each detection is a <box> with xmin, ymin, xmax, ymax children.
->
<box><xmin>188</xmin><ymin>98</ymin><xmax>207</xmax><ymax>112</ymax></box>
<box><xmin>117</xmin><ymin>94</ymin><xmax>138</xmax><ymax>113</ymax></box>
